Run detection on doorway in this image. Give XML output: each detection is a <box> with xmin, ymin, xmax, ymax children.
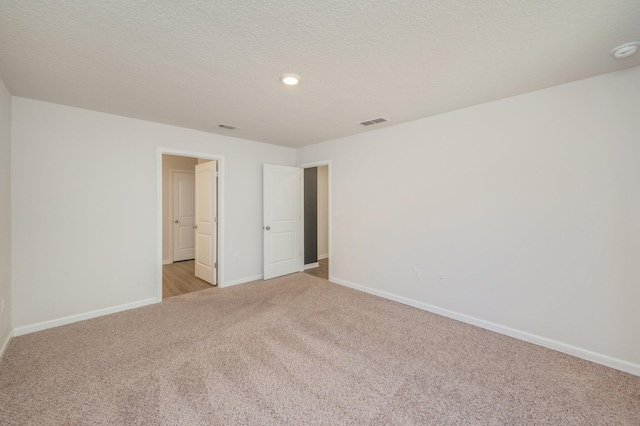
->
<box><xmin>261</xmin><ymin>161</ymin><xmax>331</xmax><ymax>281</ymax></box>
<box><xmin>158</xmin><ymin>149</ymin><xmax>224</xmax><ymax>300</ymax></box>
<box><xmin>172</xmin><ymin>170</ymin><xmax>196</xmax><ymax>262</ymax></box>
<box><xmin>301</xmin><ymin>162</ymin><xmax>330</xmax><ymax>281</ymax></box>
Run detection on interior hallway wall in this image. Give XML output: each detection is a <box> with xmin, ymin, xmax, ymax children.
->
<box><xmin>317</xmin><ymin>165</ymin><xmax>329</xmax><ymax>258</ymax></box>
<box><xmin>296</xmin><ymin>67</ymin><xmax>640</xmax><ymax>373</ymax></box>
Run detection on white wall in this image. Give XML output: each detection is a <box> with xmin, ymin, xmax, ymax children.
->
<box><xmin>0</xmin><ymin>77</ymin><xmax>11</xmax><ymax>355</ymax></box>
<box><xmin>162</xmin><ymin>154</ymin><xmax>198</xmax><ymax>263</ymax></box>
<box><xmin>11</xmin><ymin>98</ymin><xmax>295</xmax><ymax>330</ymax></box>
<box><xmin>296</xmin><ymin>67</ymin><xmax>640</xmax><ymax>374</ymax></box>
<box><xmin>317</xmin><ymin>165</ymin><xmax>329</xmax><ymax>258</ymax></box>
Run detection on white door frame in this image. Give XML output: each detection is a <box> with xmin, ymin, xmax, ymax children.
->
<box><xmin>157</xmin><ymin>148</ymin><xmax>225</xmax><ymax>301</ymax></box>
<box><xmin>298</xmin><ymin>160</ymin><xmax>332</xmax><ymax>282</ymax></box>
<box><xmin>170</xmin><ymin>169</ymin><xmax>196</xmax><ymax>263</ymax></box>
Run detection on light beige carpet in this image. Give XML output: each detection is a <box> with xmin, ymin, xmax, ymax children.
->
<box><xmin>1</xmin><ymin>273</ymin><xmax>638</xmax><ymax>425</ymax></box>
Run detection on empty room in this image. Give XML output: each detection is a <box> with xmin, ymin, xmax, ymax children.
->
<box><xmin>1</xmin><ymin>1</ymin><xmax>639</xmax><ymax>424</ymax></box>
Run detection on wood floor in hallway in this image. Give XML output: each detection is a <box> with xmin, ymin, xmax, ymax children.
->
<box><xmin>304</xmin><ymin>257</ymin><xmax>328</xmax><ymax>280</ymax></box>
<box><xmin>163</xmin><ymin>260</ymin><xmax>213</xmax><ymax>299</ymax></box>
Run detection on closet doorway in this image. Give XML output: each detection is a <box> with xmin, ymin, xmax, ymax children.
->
<box><xmin>302</xmin><ymin>163</ymin><xmax>330</xmax><ymax>280</ymax></box>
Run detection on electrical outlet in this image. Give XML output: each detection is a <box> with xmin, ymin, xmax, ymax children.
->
<box><xmin>439</xmin><ymin>273</ymin><xmax>446</xmax><ymax>283</ymax></box>
<box><xmin>413</xmin><ymin>268</ymin><xmax>422</xmax><ymax>280</ymax></box>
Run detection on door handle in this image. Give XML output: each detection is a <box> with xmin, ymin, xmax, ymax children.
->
<box><xmin>174</xmin><ymin>220</ymin><xmax>179</xmax><ymax>223</ymax></box>
<box><xmin>264</xmin><ymin>226</ymin><xmax>271</xmax><ymax>230</ymax></box>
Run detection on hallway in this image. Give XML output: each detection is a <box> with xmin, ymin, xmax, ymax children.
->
<box><xmin>304</xmin><ymin>258</ymin><xmax>328</xmax><ymax>280</ymax></box>
<box><xmin>163</xmin><ymin>260</ymin><xmax>213</xmax><ymax>298</ymax></box>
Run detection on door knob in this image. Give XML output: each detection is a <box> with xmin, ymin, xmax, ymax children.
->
<box><xmin>174</xmin><ymin>220</ymin><xmax>179</xmax><ymax>223</ymax></box>
<box><xmin>265</xmin><ymin>226</ymin><xmax>271</xmax><ymax>230</ymax></box>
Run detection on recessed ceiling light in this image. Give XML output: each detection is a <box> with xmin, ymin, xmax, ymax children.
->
<box><xmin>280</xmin><ymin>73</ymin><xmax>301</xmax><ymax>85</ymax></box>
<box><xmin>611</xmin><ymin>42</ymin><xmax>639</xmax><ymax>59</ymax></box>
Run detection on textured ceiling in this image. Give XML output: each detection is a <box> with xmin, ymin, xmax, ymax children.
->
<box><xmin>1</xmin><ymin>1</ymin><xmax>639</xmax><ymax>147</ymax></box>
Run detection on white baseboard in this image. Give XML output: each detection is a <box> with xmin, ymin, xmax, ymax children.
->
<box><xmin>331</xmin><ymin>277</ymin><xmax>640</xmax><ymax>377</ymax></box>
<box><xmin>222</xmin><ymin>274</ymin><xmax>263</xmax><ymax>288</ymax></box>
<box><xmin>318</xmin><ymin>254</ymin><xmax>329</xmax><ymax>260</ymax></box>
<box><xmin>13</xmin><ymin>297</ymin><xmax>160</xmax><ymax>337</ymax></box>
<box><xmin>162</xmin><ymin>259</ymin><xmax>172</xmax><ymax>265</ymax></box>
<box><xmin>304</xmin><ymin>262</ymin><xmax>320</xmax><ymax>270</ymax></box>
<box><xmin>0</xmin><ymin>329</ymin><xmax>13</xmax><ymax>361</ymax></box>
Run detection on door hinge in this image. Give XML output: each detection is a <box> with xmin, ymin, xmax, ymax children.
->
<box><xmin>215</xmin><ymin>171</ymin><xmax>219</xmax><ymax>177</ymax></box>
<box><xmin>215</xmin><ymin>262</ymin><xmax>217</xmax><ymax>268</ymax></box>
<box><xmin>214</xmin><ymin>217</ymin><xmax>218</xmax><ymax>223</ymax></box>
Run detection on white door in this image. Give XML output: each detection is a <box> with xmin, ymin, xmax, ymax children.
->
<box><xmin>195</xmin><ymin>161</ymin><xmax>217</xmax><ymax>285</ymax></box>
<box><xmin>172</xmin><ymin>171</ymin><xmax>195</xmax><ymax>262</ymax></box>
<box><xmin>263</xmin><ymin>164</ymin><xmax>302</xmax><ymax>280</ymax></box>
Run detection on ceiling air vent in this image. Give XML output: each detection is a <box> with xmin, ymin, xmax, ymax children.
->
<box><xmin>218</xmin><ymin>124</ymin><xmax>237</xmax><ymax>130</ymax></box>
<box><xmin>359</xmin><ymin>117</ymin><xmax>388</xmax><ymax>126</ymax></box>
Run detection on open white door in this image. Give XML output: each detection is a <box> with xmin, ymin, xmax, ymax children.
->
<box><xmin>195</xmin><ymin>161</ymin><xmax>217</xmax><ymax>285</ymax></box>
<box><xmin>263</xmin><ymin>164</ymin><xmax>302</xmax><ymax>280</ymax></box>
<box><xmin>172</xmin><ymin>171</ymin><xmax>195</xmax><ymax>262</ymax></box>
